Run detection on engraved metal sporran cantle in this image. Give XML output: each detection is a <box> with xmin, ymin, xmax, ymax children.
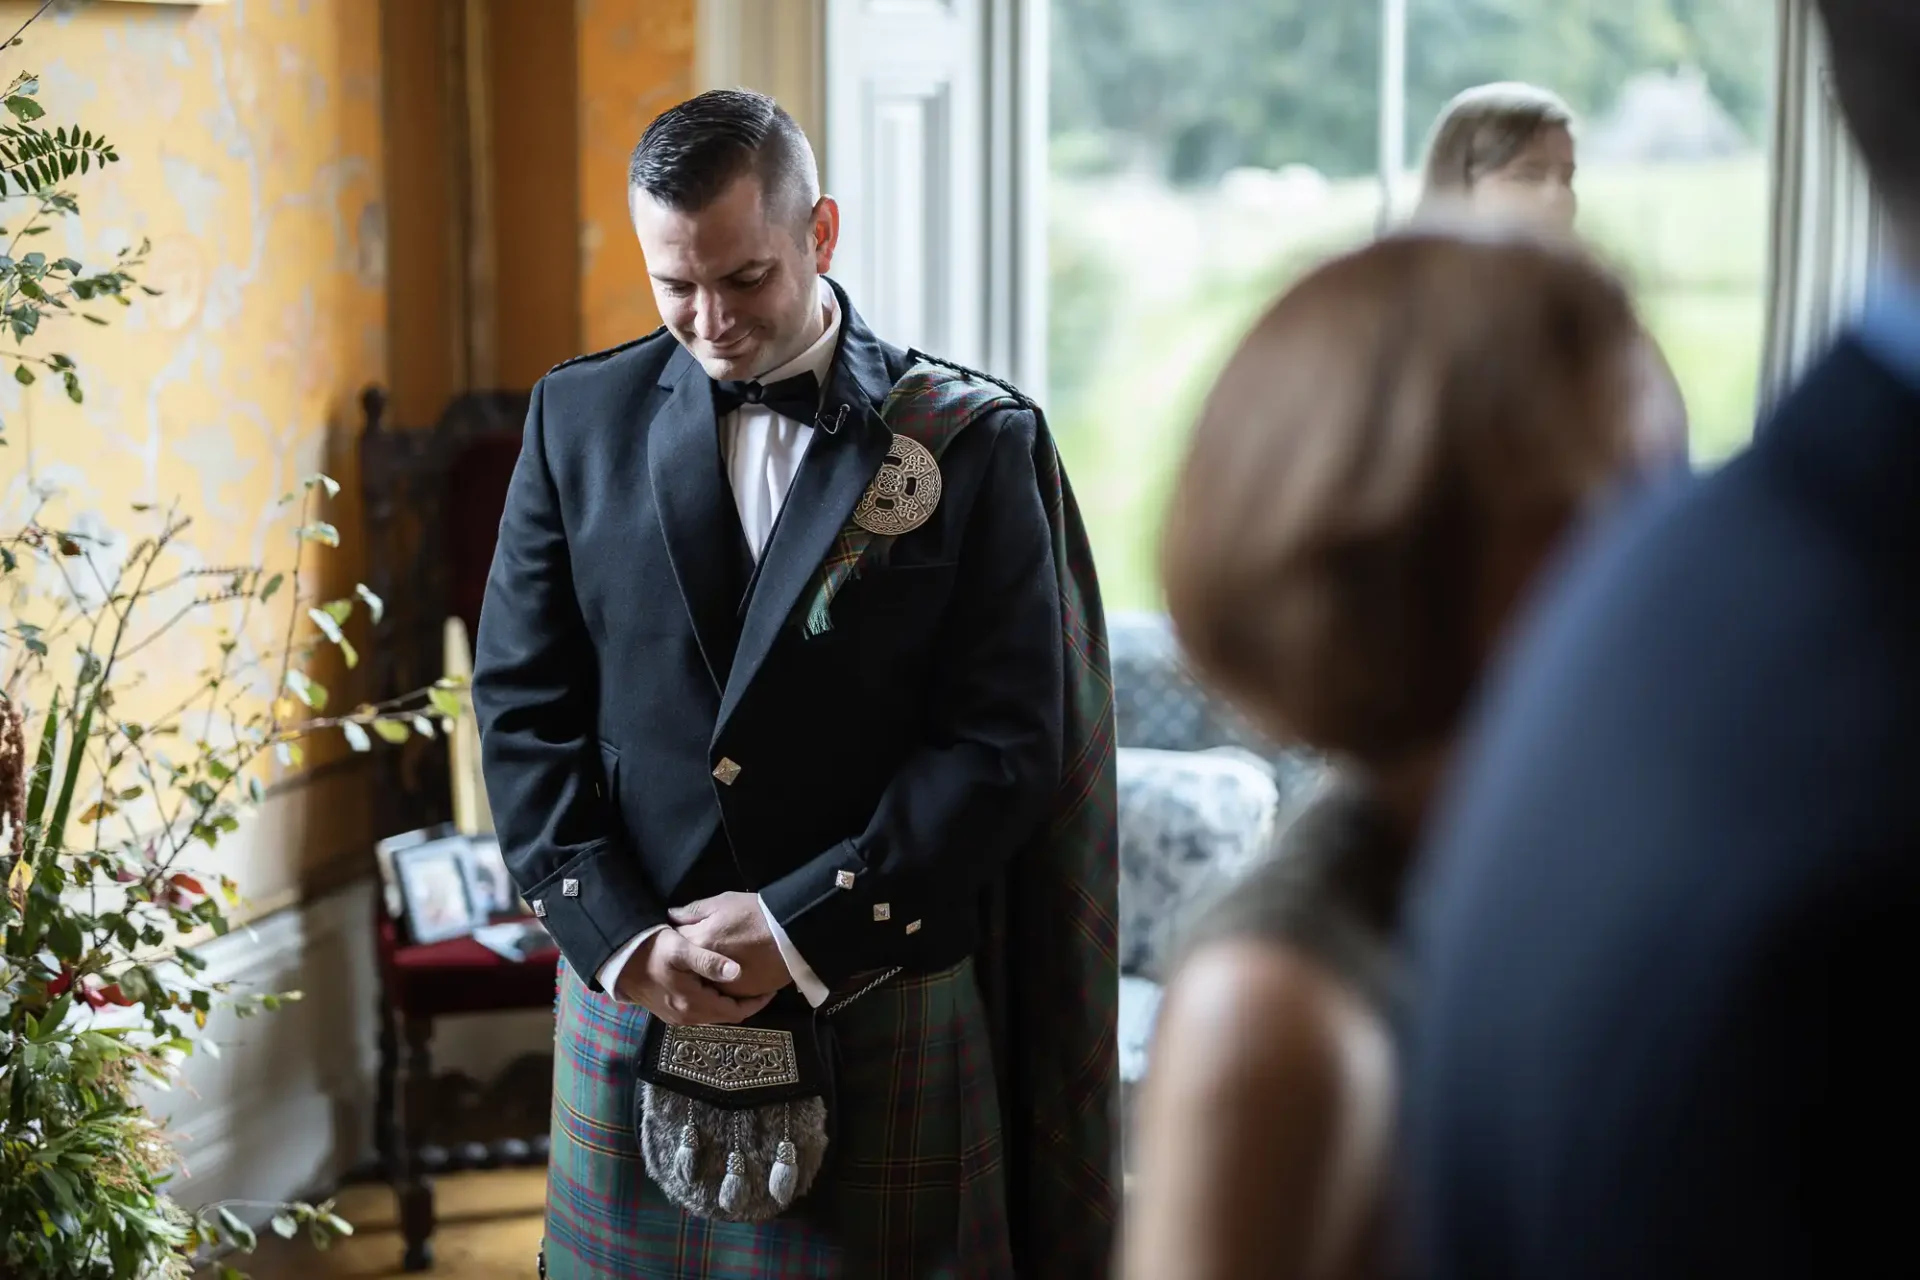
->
<box><xmin>633</xmin><ymin>969</ymin><xmax>898</xmax><ymax>1223</ymax></box>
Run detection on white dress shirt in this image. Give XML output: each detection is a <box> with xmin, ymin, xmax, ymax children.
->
<box><xmin>596</xmin><ymin>281</ymin><xmax>841</xmax><ymax>1008</ymax></box>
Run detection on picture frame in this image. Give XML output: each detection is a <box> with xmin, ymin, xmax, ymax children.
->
<box><xmin>461</xmin><ymin>834</ymin><xmax>521</xmax><ymax>919</ymax></box>
<box><xmin>392</xmin><ymin>835</ymin><xmax>486</xmax><ymax>945</ymax></box>
<box><xmin>374</xmin><ymin>822</ymin><xmax>459</xmax><ymax>920</ymax></box>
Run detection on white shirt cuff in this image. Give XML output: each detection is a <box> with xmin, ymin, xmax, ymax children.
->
<box><xmin>760</xmin><ymin>895</ymin><xmax>829</xmax><ymax>1007</ymax></box>
<box><xmin>597</xmin><ymin>923</ymin><xmax>668</xmax><ymax>999</ymax></box>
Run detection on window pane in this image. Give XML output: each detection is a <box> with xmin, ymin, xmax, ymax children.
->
<box><xmin>1401</xmin><ymin>0</ymin><xmax>1778</xmax><ymax>469</ymax></box>
<box><xmin>1048</xmin><ymin>0</ymin><xmax>1777</xmax><ymax>611</ymax></box>
<box><xmin>1049</xmin><ymin>2</ymin><xmax>1384</xmax><ymax>612</ymax></box>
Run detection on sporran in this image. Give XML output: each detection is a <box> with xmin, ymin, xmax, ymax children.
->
<box><xmin>634</xmin><ymin>968</ymin><xmax>899</xmax><ymax>1223</ymax></box>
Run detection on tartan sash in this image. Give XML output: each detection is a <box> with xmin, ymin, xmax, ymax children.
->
<box><xmin>796</xmin><ymin>356</ymin><xmax>1122</xmax><ymax>1275</ymax></box>
<box><xmin>796</xmin><ymin>361</ymin><xmax>1014</xmax><ymax>637</ymax></box>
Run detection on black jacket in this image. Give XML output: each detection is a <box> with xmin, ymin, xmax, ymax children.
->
<box><xmin>472</xmin><ymin>283</ymin><xmax>1064</xmax><ymax>991</ymax></box>
<box><xmin>1403</xmin><ymin>336</ymin><xmax>1920</xmax><ymax>1278</ymax></box>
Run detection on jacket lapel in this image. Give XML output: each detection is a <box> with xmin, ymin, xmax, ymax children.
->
<box><xmin>718</xmin><ymin>282</ymin><xmax>897</xmax><ymax>730</ymax></box>
<box><xmin>649</xmin><ymin>344</ymin><xmax>746</xmax><ymax>692</ymax></box>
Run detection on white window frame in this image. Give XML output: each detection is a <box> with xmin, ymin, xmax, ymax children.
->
<box><xmin>702</xmin><ymin>0</ymin><xmax>1047</xmax><ymax>394</ymax></box>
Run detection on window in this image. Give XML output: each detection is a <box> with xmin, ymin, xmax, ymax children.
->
<box><xmin>1048</xmin><ymin>0</ymin><xmax>1778</xmax><ymax>610</ymax></box>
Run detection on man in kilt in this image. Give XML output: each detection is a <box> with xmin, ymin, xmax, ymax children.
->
<box><xmin>473</xmin><ymin>89</ymin><xmax>1118</xmax><ymax>1278</ymax></box>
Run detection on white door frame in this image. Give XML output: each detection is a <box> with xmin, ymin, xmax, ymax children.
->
<box><xmin>696</xmin><ymin>0</ymin><xmax>830</xmax><ymax>170</ymax></box>
<box><xmin>699</xmin><ymin>0</ymin><xmax>1048</xmax><ymax>394</ymax></box>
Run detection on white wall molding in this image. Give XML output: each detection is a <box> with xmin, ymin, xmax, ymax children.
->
<box><xmin>150</xmin><ymin>877</ymin><xmax>380</xmax><ymax>1216</ymax></box>
<box><xmin>147</xmin><ymin>874</ymin><xmax>555</xmax><ymax>1221</ymax></box>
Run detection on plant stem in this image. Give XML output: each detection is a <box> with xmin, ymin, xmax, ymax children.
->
<box><xmin>0</xmin><ymin>0</ymin><xmax>58</xmax><ymax>60</ymax></box>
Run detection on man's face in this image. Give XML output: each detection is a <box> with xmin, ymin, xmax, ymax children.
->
<box><xmin>1471</xmin><ymin>124</ymin><xmax>1578</xmax><ymax>232</ymax></box>
<box><xmin>631</xmin><ymin>173</ymin><xmax>839</xmax><ymax>381</ymax></box>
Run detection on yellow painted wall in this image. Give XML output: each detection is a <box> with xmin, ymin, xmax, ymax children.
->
<box><xmin>0</xmin><ymin>0</ymin><xmax>386</xmax><ymax>904</ymax></box>
<box><xmin>384</xmin><ymin>0</ymin><xmax>683</xmax><ymax>405</ymax></box>
<box><xmin>0</xmin><ymin>0</ymin><xmax>701</xmax><ymax>909</ymax></box>
<box><xmin>576</xmin><ymin>0</ymin><xmax>696</xmax><ymax>351</ymax></box>
<box><xmin>379</xmin><ymin>0</ymin><xmax>457</xmax><ymax>428</ymax></box>
<box><xmin>491</xmin><ymin>0</ymin><xmax>583</xmax><ymax>387</ymax></box>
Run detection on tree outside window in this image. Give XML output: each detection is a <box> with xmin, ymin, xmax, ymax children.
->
<box><xmin>1049</xmin><ymin>0</ymin><xmax>1776</xmax><ymax>610</ymax></box>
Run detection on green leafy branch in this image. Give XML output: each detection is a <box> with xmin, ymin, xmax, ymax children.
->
<box><xmin>0</xmin><ymin>71</ymin><xmax>118</xmax><ymax>193</ymax></box>
<box><xmin>1</xmin><ymin>478</ymin><xmax>452</xmax><ymax>1279</ymax></box>
<box><xmin>0</xmin><ymin>64</ymin><xmax>148</xmax><ymax>446</ymax></box>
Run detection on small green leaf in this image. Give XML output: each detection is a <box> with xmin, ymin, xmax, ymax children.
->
<box><xmin>297</xmin><ymin>522</ymin><xmax>340</xmax><ymax>547</ymax></box>
<box><xmin>429</xmin><ymin>687</ymin><xmax>465</xmax><ymax>719</ymax></box>
<box><xmin>355</xmin><ymin>583</ymin><xmax>385</xmax><ymax>625</ymax></box>
<box><xmin>270</xmin><ymin>1213</ymin><xmax>299</xmax><ymax>1239</ymax></box>
<box><xmin>216</xmin><ymin>1205</ymin><xmax>257</xmax><ymax>1251</ymax></box>
<box><xmin>4</xmin><ymin>95</ymin><xmax>44</xmax><ymax>122</ymax></box>
<box><xmin>371</xmin><ymin>719</ymin><xmax>410</xmax><ymax>744</ymax></box>
<box><xmin>48</xmin><ymin>913</ymin><xmax>83</xmax><ymax>961</ymax></box>
<box><xmin>285</xmin><ymin>670</ymin><xmax>326</xmax><ymax>712</ymax></box>
<box><xmin>14</xmin><ymin>364</ymin><xmax>33</xmax><ymax>385</ymax></box>
<box><xmin>303</xmin><ymin>473</ymin><xmax>342</xmax><ymax>498</ymax></box>
<box><xmin>341</xmin><ymin>721</ymin><xmax>372</xmax><ymax>752</ymax></box>
<box><xmin>410</xmin><ymin>715</ymin><xmax>436</xmax><ymax>739</ymax></box>
<box><xmin>260</xmin><ymin>572</ymin><xmax>284</xmax><ymax>602</ymax></box>
<box><xmin>308</xmin><ymin>607</ymin><xmax>346</xmax><ymax>645</ymax></box>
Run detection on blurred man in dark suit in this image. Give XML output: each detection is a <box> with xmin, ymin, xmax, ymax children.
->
<box><xmin>1403</xmin><ymin>2</ymin><xmax>1920</xmax><ymax>1276</ymax></box>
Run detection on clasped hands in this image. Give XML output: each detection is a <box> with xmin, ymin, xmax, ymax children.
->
<box><xmin>614</xmin><ymin>891</ymin><xmax>792</xmax><ymax>1026</ymax></box>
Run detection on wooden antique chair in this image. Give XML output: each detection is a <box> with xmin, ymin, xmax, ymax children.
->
<box><xmin>358</xmin><ymin>386</ymin><xmax>555</xmax><ymax>1271</ymax></box>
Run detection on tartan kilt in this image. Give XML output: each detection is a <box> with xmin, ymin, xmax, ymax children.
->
<box><xmin>544</xmin><ymin>958</ymin><xmax>1013</xmax><ymax>1279</ymax></box>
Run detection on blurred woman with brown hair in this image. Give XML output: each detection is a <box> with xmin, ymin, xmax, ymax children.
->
<box><xmin>1121</xmin><ymin>229</ymin><xmax>1682</xmax><ymax>1280</ymax></box>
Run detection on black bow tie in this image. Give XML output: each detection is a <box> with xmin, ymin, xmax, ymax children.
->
<box><xmin>711</xmin><ymin>371</ymin><xmax>821</xmax><ymax>424</ymax></box>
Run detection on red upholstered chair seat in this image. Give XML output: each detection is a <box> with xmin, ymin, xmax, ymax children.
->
<box><xmin>377</xmin><ymin>913</ymin><xmax>559</xmax><ymax>1018</ymax></box>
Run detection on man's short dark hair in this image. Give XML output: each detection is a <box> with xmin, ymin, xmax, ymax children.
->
<box><xmin>1817</xmin><ymin>0</ymin><xmax>1920</xmax><ymax>213</ymax></box>
<box><xmin>627</xmin><ymin>89</ymin><xmax>818</xmax><ymax>226</ymax></box>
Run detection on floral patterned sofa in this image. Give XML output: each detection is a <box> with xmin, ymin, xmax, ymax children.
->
<box><xmin>1110</xmin><ymin>612</ymin><xmax>1325</xmax><ymax>1164</ymax></box>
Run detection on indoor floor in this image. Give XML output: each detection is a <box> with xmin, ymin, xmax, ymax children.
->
<box><xmin>228</xmin><ymin>1171</ymin><xmax>545</xmax><ymax>1279</ymax></box>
